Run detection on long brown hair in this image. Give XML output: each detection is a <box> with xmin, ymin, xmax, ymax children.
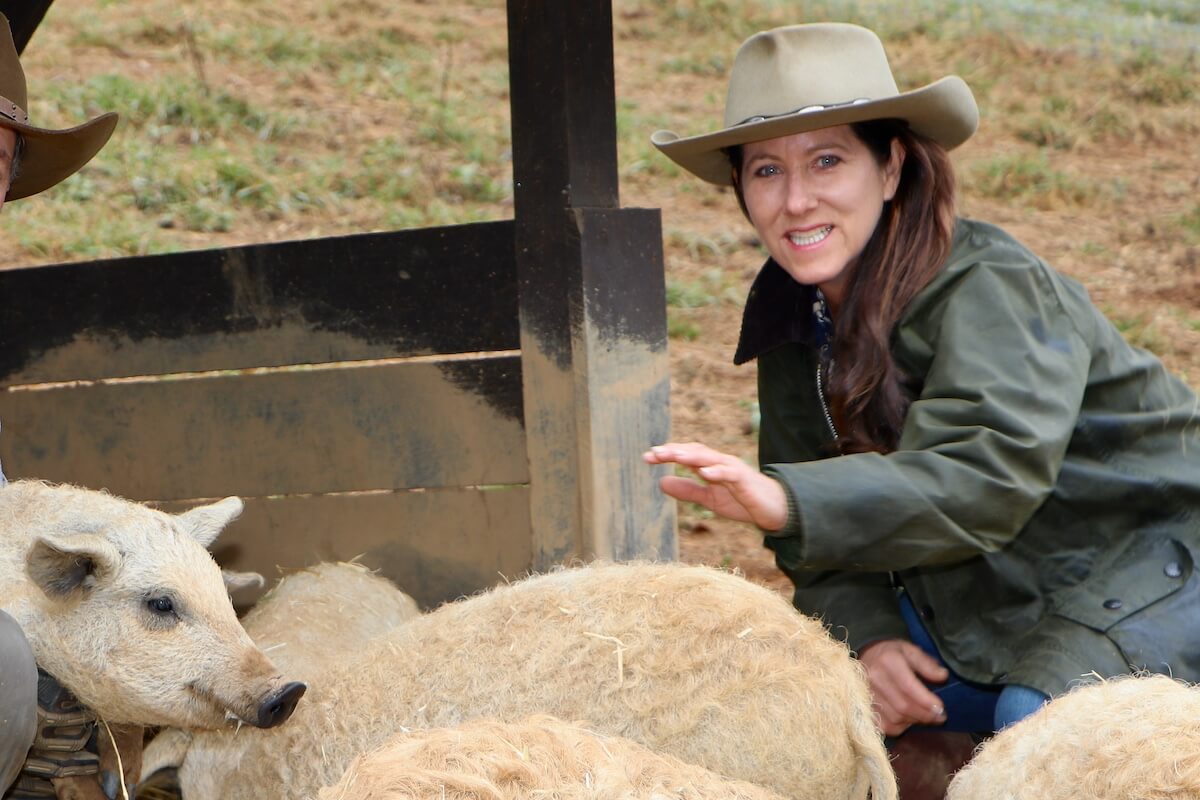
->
<box><xmin>730</xmin><ymin>119</ymin><xmax>957</xmax><ymax>453</ymax></box>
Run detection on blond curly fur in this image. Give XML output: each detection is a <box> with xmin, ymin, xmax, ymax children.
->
<box><xmin>238</xmin><ymin>561</ymin><xmax>421</xmax><ymax>677</ymax></box>
<box><xmin>948</xmin><ymin>674</ymin><xmax>1200</xmax><ymax>799</ymax></box>
<box><xmin>0</xmin><ymin>480</ymin><xmax>294</xmax><ymax>730</ymax></box>
<box><xmin>141</xmin><ymin>561</ymin><xmax>421</xmax><ymax>780</ymax></box>
<box><xmin>318</xmin><ymin>714</ymin><xmax>787</xmax><ymax>800</ymax></box>
<box><xmin>176</xmin><ymin>561</ymin><xmax>895</xmax><ymax>800</ymax></box>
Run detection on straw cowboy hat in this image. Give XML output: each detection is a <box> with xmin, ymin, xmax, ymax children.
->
<box><xmin>0</xmin><ymin>13</ymin><xmax>118</xmax><ymax>201</ymax></box>
<box><xmin>652</xmin><ymin>22</ymin><xmax>978</xmax><ymax>186</ymax></box>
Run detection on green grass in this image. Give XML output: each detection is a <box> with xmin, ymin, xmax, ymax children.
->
<box><xmin>665</xmin><ymin>269</ymin><xmax>740</xmax><ymax>308</ymax></box>
<box><xmin>967</xmin><ymin>152</ymin><xmax>1101</xmax><ymax>209</ymax></box>
<box><xmin>1119</xmin><ymin>48</ymin><xmax>1196</xmax><ymax>105</ymax></box>
<box><xmin>628</xmin><ymin>0</ymin><xmax>1200</xmax><ymax>51</ymax></box>
<box><xmin>43</xmin><ymin>74</ymin><xmax>294</xmax><ymax>143</ymax></box>
<box><xmin>667</xmin><ymin>312</ymin><xmax>702</xmax><ymax>341</ymax></box>
<box><xmin>1107</xmin><ymin>308</ymin><xmax>1167</xmax><ymax>355</ymax></box>
<box><xmin>6</xmin><ymin>0</ymin><xmax>524</xmax><ymax>258</ymax></box>
<box><xmin>1014</xmin><ymin>117</ymin><xmax>1078</xmax><ymax>151</ymax></box>
<box><xmin>1179</xmin><ymin>204</ymin><xmax>1200</xmax><ymax>244</ymax></box>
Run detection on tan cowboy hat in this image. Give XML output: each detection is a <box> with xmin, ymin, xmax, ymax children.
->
<box><xmin>0</xmin><ymin>13</ymin><xmax>118</xmax><ymax>201</ymax></box>
<box><xmin>652</xmin><ymin>23</ymin><xmax>978</xmax><ymax>186</ymax></box>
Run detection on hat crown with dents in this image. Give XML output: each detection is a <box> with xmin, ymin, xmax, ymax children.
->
<box><xmin>652</xmin><ymin>23</ymin><xmax>978</xmax><ymax>186</ymax></box>
<box><xmin>0</xmin><ymin>12</ymin><xmax>118</xmax><ymax>201</ymax></box>
<box><xmin>723</xmin><ymin>24</ymin><xmax>898</xmax><ymax>127</ymax></box>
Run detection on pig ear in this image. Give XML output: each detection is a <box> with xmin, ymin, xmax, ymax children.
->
<box><xmin>27</xmin><ymin>535</ymin><xmax>122</xmax><ymax>599</ymax></box>
<box><xmin>176</xmin><ymin>497</ymin><xmax>244</xmax><ymax>548</ymax></box>
<box><xmin>222</xmin><ymin>569</ymin><xmax>265</xmax><ymax>594</ymax></box>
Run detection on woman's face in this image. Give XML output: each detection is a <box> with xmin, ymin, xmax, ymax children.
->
<box><xmin>739</xmin><ymin>125</ymin><xmax>904</xmax><ymax>311</ymax></box>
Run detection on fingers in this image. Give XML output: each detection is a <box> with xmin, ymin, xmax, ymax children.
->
<box><xmin>651</xmin><ymin>448</ymin><xmax>786</xmax><ymax>529</ymax></box>
<box><xmin>888</xmin><ymin>650</ymin><xmax>948</xmax><ymax>725</ymax></box>
<box><xmin>860</xmin><ymin>639</ymin><xmax>949</xmax><ymax>736</ymax></box>
<box><xmin>657</xmin><ymin>475</ymin><xmax>712</xmax><ymax>506</ymax></box>
<box><xmin>643</xmin><ymin>442</ymin><xmax>737</xmax><ymax>469</ymax></box>
<box><xmin>903</xmin><ymin>642</ymin><xmax>951</xmax><ymax>684</ymax></box>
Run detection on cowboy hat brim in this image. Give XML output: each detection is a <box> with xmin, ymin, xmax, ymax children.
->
<box><xmin>651</xmin><ymin>76</ymin><xmax>977</xmax><ymax>186</ymax></box>
<box><xmin>4</xmin><ymin>111</ymin><xmax>118</xmax><ymax>201</ymax></box>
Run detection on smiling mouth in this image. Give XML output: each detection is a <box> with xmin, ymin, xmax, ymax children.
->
<box><xmin>788</xmin><ymin>226</ymin><xmax>832</xmax><ymax>247</ymax></box>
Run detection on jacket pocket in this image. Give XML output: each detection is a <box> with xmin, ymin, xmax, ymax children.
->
<box><xmin>1051</xmin><ymin>535</ymin><xmax>1198</xmax><ymax>675</ymax></box>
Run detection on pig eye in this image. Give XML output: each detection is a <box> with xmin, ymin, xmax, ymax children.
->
<box><xmin>147</xmin><ymin>596</ymin><xmax>175</xmax><ymax>615</ymax></box>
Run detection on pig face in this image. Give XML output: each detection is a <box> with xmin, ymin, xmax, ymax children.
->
<box><xmin>9</xmin><ymin>483</ymin><xmax>305</xmax><ymax>729</ymax></box>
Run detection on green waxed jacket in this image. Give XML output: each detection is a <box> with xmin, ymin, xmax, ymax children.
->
<box><xmin>737</xmin><ymin>218</ymin><xmax>1200</xmax><ymax>698</ymax></box>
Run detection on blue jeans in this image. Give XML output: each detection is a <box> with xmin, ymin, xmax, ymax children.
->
<box><xmin>898</xmin><ymin>592</ymin><xmax>1048</xmax><ymax>732</ymax></box>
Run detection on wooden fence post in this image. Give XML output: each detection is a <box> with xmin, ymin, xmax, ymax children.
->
<box><xmin>507</xmin><ymin>0</ymin><xmax>676</xmax><ymax>568</ymax></box>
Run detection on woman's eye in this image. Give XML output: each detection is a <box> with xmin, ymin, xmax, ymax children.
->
<box><xmin>753</xmin><ymin>164</ymin><xmax>781</xmax><ymax>178</ymax></box>
<box><xmin>815</xmin><ymin>154</ymin><xmax>841</xmax><ymax>169</ymax></box>
<box><xmin>148</xmin><ymin>596</ymin><xmax>174</xmax><ymax>615</ymax></box>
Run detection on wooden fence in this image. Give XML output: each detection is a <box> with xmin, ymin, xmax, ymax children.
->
<box><xmin>0</xmin><ymin>0</ymin><xmax>676</xmax><ymax>609</ymax></box>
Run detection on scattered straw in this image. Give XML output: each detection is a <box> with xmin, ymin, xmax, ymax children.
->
<box><xmin>583</xmin><ymin>632</ymin><xmax>628</xmax><ymax>687</ymax></box>
<box><xmin>98</xmin><ymin>719</ymin><xmax>130</xmax><ymax>800</ymax></box>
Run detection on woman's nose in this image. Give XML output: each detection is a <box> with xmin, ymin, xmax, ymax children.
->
<box><xmin>784</xmin><ymin>174</ymin><xmax>818</xmax><ymax>214</ymax></box>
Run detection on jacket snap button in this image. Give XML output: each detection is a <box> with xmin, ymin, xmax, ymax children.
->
<box><xmin>1164</xmin><ymin>561</ymin><xmax>1183</xmax><ymax>579</ymax></box>
<box><xmin>1103</xmin><ymin>598</ymin><xmax>1123</xmax><ymax>610</ymax></box>
<box><xmin>921</xmin><ymin>605</ymin><xmax>935</xmax><ymax>621</ymax></box>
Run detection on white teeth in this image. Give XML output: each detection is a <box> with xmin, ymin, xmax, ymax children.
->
<box><xmin>788</xmin><ymin>225</ymin><xmax>832</xmax><ymax>246</ymax></box>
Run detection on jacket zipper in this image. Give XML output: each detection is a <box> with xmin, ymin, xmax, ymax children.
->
<box><xmin>816</xmin><ymin>361</ymin><xmax>839</xmax><ymax>442</ymax></box>
<box><xmin>816</xmin><ymin>360</ymin><xmax>893</xmax><ymax>587</ymax></box>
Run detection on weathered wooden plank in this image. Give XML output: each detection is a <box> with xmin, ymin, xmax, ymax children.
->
<box><xmin>159</xmin><ymin>486</ymin><xmax>533</xmax><ymax>610</ymax></box>
<box><xmin>0</xmin><ymin>356</ymin><xmax>526</xmax><ymax>501</ymax></box>
<box><xmin>575</xmin><ymin>207</ymin><xmax>676</xmax><ymax>560</ymax></box>
<box><xmin>0</xmin><ymin>222</ymin><xmax>518</xmax><ymax>386</ymax></box>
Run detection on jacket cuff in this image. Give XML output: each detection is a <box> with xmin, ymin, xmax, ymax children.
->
<box><xmin>841</xmin><ymin>600</ymin><xmax>911</xmax><ymax>655</ymax></box>
<box><xmin>762</xmin><ymin>465</ymin><xmax>804</xmax><ymax>540</ymax></box>
<box><xmin>801</xmin><ymin>583</ymin><xmax>909</xmax><ymax>654</ymax></box>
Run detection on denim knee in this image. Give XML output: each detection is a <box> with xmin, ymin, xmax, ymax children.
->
<box><xmin>994</xmin><ymin>683</ymin><xmax>1049</xmax><ymax>730</ymax></box>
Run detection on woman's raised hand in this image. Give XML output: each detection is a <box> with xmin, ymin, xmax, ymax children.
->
<box><xmin>643</xmin><ymin>442</ymin><xmax>789</xmax><ymax>531</ymax></box>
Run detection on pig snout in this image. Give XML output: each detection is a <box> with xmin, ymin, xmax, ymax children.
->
<box><xmin>255</xmin><ymin>681</ymin><xmax>307</xmax><ymax>728</ymax></box>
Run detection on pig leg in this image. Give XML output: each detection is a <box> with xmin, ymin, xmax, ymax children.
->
<box><xmin>98</xmin><ymin>724</ymin><xmax>142</xmax><ymax>799</ymax></box>
<box><xmin>49</xmin><ymin>776</ymin><xmax>107</xmax><ymax>800</ymax></box>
